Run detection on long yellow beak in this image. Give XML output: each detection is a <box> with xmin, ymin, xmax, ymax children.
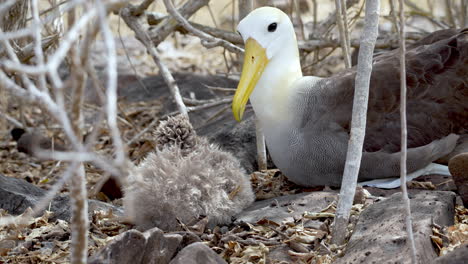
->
<box><xmin>232</xmin><ymin>38</ymin><xmax>269</xmax><ymax>122</ymax></box>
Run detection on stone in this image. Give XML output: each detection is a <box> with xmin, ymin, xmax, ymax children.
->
<box><xmin>335</xmin><ymin>191</ymin><xmax>456</xmax><ymax>264</ymax></box>
<box><xmin>235</xmin><ymin>192</ymin><xmax>337</xmax><ymax>224</ymax></box>
<box><xmin>448</xmin><ymin>153</ymin><xmax>468</xmax><ymax>206</ymax></box>
<box><xmin>169</xmin><ymin>242</ymin><xmax>227</xmax><ymax>264</ymax></box>
<box><xmin>432</xmin><ymin>244</ymin><xmax>468</xmax><ymax>264</ymax></box>
<box><xmin>89</xmin><ymin>227</ymin><xmax>182</xmax><ymax>264</ymax></box>
<box><xmin>89</xmin><ymin>230</ymin><xmax>147</xmax><ymax>264</ymax></box>
<box><xmin>0</xmin><ymin>174</ymin><xmax>123</xmax><ymax>222</ymax></box>
<box><xmin>267</xmin><ymin>245</ymin><xmax>294</xmax><ymax>264</ymax></box>
<box><xmin>141</xmin><ymin>228</ymin><xmax>183</xmax><ymax>264</ymax></box>
<box><xmin>0</xmin><ymin>239</ymin><xmax>16</xmax><ymax>256</ymax></box>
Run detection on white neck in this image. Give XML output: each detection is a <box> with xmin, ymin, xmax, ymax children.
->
<box><xmin>249</xmin><ymin>36</ymin><xmax>302</xmax><ymax>129</ymax></box>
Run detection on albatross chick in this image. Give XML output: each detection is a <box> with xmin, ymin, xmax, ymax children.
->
<box><xmin>123</xmin><ymin>115</ymin><xmax>255</xmax><ymax>231</ymax></box>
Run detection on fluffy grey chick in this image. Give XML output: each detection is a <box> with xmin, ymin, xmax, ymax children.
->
<box><xmin>123</xmin><ymin>115</ymin><xmax>255</xmax><ymax>231</ymax></box>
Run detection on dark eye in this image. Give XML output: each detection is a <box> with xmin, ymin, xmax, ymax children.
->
<box><xmin>267</xmin><ymin>22</ymin><xmax>277</xmax><ymax>32</ymax></box>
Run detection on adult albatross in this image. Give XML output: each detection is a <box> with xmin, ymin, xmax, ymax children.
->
<box><xmin>232</xmin><ymin>7</ymin><xmax>468</xmax><ymax>187</ymax></box>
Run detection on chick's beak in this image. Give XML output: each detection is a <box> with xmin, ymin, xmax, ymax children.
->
<box><xmin>232</xmin><ymin>38</ymin><xmax>269</xmax><ymax>121</ymax></box>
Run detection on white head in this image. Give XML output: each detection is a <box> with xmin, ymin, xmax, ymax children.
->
<box><xmin>237</xmin><ymin>7</ymin><xmax>297</xmax><ymax>59</ymax></box>
<box><xmin>232</xmin><ymin>7</ymin><xmax>302</xmax><ymax>122</ymax></box>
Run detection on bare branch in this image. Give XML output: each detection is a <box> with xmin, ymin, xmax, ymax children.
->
<box><xmin>163</xmin><ymin>0</ymin><xmax>243</xmax><ymax>54</ymax></box>
<box><xmin>0</xmin><ymin>110</ymin><xmax>25</xmax><ymax>128</ymax></box>
<box><xmin>146</xmin><ymin>16</ymin><xmax>421</xmax><ymax>51</ymax></box>
<box><xmin>31</xmin><ymin>0</ymin><xmax>48</xmax><ymax>91</ymax></box>
<box><xmin>149</xmin><ymin>0</ymin><xmax>210</xmax><ymax>46</ymax></box>
<box><xmin>120</xmin><ymin>6</ymin><xmax>188</xmax><ymax>117</ymax></box>
<box><xmin>97</xmin><ymin>0</ymin><xmax>126</xmax><ymax>165</ymax></box>
<box><xmin>335</xmin><ymin>0</ymin><xmax>352</xmax><ymax>68</ymax></box>
<box><xmin>255</xmin><ymin>117</ymin><xmax>267</xmax><ymax>170</ymax></box>
<box><xmin>331</xmin><ymin>0</ymin><xmax>380</xmax><ymax>246</ymax></box>
<box><xmin>238</xmin><ymin>0</ymin><xmax>253</xmax><ymax>20</ymax></box>
<box><xmin>131</xmin><ymin>0</ymin><xmax>155</xmax><ymax>16</ymax></box>
<box><xmin>66</xmin><ymin>2</ymin><xmax>88</xmax><ymax>263</ymax></box>
<box><xmin>397</xmin><ymin>0</ymin><xmax>418</xmax><ymax>262</ymax></box>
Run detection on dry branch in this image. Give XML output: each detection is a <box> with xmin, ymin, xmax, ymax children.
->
<box><xmin>0</xmin><ymin>2</ymin><xmax>131</xmax><ymax>263</ymax></box>
<box><xmin>120</xmin><ymin>5</ymin><xmax>188</xmax><ymax>117</ymax></box>
<box><xmin>148</xmin><ymin>0</ymin><xmax>210</xmax><ymax>46</ymax></box>
<box><xmin>335</xmin><ymin>0</ymin><xmax>352</xmax><ymax>68</ymax></box>
<box><xmin>331</xmin><ymin>0</ymin><xmax>380</xmax><ymax>246</ymax></box>
<box><xmin>146</xmin><ymin>14</ymin><xmax>422</xmax><ymax>51</ymax></box>
<box><xmin>162</xmin><ymin>0</ymin><xmax>243</xmax><ymax>53</ymax></box>
<box><xmin>397</xmin><ymin>0</ymin><xmax>418</xmax><ymax>262</ymax></box>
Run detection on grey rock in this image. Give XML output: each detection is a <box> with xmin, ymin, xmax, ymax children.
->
<box><xmin>303</xmin><ymin>219</ymin><xmax>328</xmax><ymax>231</ymax></box>
<box><xmin>235</xmin><ymin>192</ymin><xmax>337</xmax><ymax>224</ymax></box>
<box><xmin>448</xmin><ymin>153</ymin><xmax>468</xmax><ymax>207</ymax></box>
<box><xmin>0</xmin><ymin>174</ymin><xmax>122</xmax><ymax>222</ymax></box>
<box><xmin>432</xmin><ymin>244</ymin><xmax>468</xmax><ymax>264</ymax></box>
<box><xmin>90</xmin><ymin>227</ymin><xmax>182</xmax><ymax>264</ymax></box>
<box><xmin>267</xmin><ymin>245</ymin><xmax>294</xmax><ymax>264</ymax></box>
<box><xmin>89</xmin><ymin>230</ymin><xmax>147</xmax><ymax>264</ymax></box>
<box><xmin>141</xmin><ymin>228</ymin><xmax>183</xmax><ymax>264</ymax></box>
<box><xmin>169</xmin><ymin>242</ymin><xmax>227</xmax><ymax>264</ymax></box>
<box><xmin>335</xmin><ymin>191</ymin><xmax>456</xmax><ymax>264</ymax></box>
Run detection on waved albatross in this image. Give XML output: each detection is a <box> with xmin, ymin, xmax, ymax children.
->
<box><xmin>232</xmin><ymin>7</ymin><xmax>468</xmax><ymax>187</ymax></box>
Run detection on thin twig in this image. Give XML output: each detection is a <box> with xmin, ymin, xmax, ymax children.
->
<box><xmin>331</xmin><ymin>0</ymin><xmax>380</xmax><ymax>246</ymax></box>
<box><xmin>0</xmin><ymin>110</ymin><xmax>25</xmax><ymax>128</ymax></box>
<box><xmin>97</xmin><ymin>0</ymin><xmax>126</xmax><ymax>165</ymax></box>
<box><xmin>120</xmin><ymin>6</ymin><xmax>188</xmax><ymax>118</ymax></box>
<box><xmin>397</xmin><ymin>0</ymin><xmax>418</xmax><ymax>262</ymax></box>
<box><xmin>255</xmin><ymin>117</ymin><xmax>267</xmax><ymax>170</ymax></box>
<box><xmin>149</xmin><ymin>0</ymin><xmax>210</xmax><ymax>46</ymax></box>
<box><xmin>163</xmin><ymin>0</ymin><xmax>243</xmax><ymax>54</ymax></box>
<box><xmin>335</xmin><ymin>0</ymin><xmax>352</xmax><ymax>68</ymax></box>
<box><xmin>444</xmin><ymin>0</ymin><xmax>456</xmax><ymax>27</ymax></box>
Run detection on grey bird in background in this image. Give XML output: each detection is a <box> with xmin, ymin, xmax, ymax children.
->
<box><xmin>11</xmin><ymin>128</ymin><xmax>66</xmax><ymax>157</ymax></box>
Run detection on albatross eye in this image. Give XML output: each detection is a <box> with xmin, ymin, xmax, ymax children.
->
<box><xmin>267</xmin><ymin>22</ymin><xmax>277</xmax><ymax>32</ymax></box>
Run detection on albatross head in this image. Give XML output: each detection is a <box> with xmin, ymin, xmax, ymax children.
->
<box><xmin>232</xmin><ymin>7</ymin><xmax>302</xmax><ymax>122</ymax></box>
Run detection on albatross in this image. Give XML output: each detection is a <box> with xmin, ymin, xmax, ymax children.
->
<box><xmin>232</xmin><ymin>7</ymin><xmax>468</xmax><ymax>187</ymax></box>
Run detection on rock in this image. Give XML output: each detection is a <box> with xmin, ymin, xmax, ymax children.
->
<box><xmin>90</xmin><ymin>227</ymin><xmax>182</xmax><ymax>264</ymax></box>
<box><xmin>169</xmin><ymin>242</ymin><xmax>227</xmax><ymax>264</ymax></box>
<box><xmin>267</xmin><ymin>245</ymin><xmax>294</xmax><ymax>263</ymax></box>
<box><xmin>0</xmin><ymin>174</ymin><xmax>122</xmax><ymax>222</ymax></box>
<box><xmin>235</xmin><ymin>192</ymin><xmax>337</xmax><ymax>224</ymax></box>
<box><xmin>0</xmin><ymin>239</ymin><xmax>16</xmax><ymax>256</ymax></box>
<box><xmin>432</xmin><ymin>244</ymin><xmax>468</xmax><ymax>264</ymax></box>
<box><xmin>448</xmin><ymin>153</ymin><xmax>468</xmax><ymax>206</ymax></box>
<box><xmin>89</xmin><ymin>230</ymin><xmax>146</xmax><ymax>264</ymax></box>
<box><xmin>141</xmin><ymin>228</ymin><xmax>183</xmax><ymax>264</ymax></box>
<box><xmin>335</xmin><ymin>191</ymin><xmax>456</xmax><ymax>264</ymax></box>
